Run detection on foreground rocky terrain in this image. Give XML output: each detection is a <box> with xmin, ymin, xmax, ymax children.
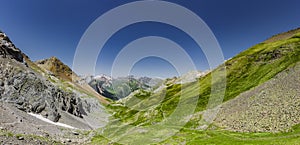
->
<box><xmin>0</xmin><ymin>102</ymin><xmax>95</xmax><ymax>144</ymax></box>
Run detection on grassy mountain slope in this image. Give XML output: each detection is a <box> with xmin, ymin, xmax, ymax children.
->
<box><xmin>92</xmin><ymin>124</ymin><xmax>300</xmax><ymax>145</ymax></box>
<box><xmin>92</xmin><ymin>28</ymin><xmax>300</xmax><ymax>144</ymax></box>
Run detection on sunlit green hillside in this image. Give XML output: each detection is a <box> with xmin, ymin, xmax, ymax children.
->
<box><xmin>92</xmin><ymin>29</ymin><xmax>300</xmax><ymax>144</ymax></box>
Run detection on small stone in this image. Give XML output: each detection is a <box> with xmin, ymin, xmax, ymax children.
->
<box><xmin>18</xmin><ymin>136</ymin><xmax>24</xmax><ymax>140</ymax></box>
<box><xmin>72</xmin><ymin>131</ymin><xmax>79</xmax><ymax>135</ymax></box>
<box><xmin>45</xmin><ymin>133</ymin><xmax>49</xmax><ymax>137</ymax></box>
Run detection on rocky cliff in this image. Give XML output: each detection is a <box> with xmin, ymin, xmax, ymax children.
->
<box><xmin>0</xmin><ymin>32</ymin><xmax>109</xmax><ymax>130</ymax></box>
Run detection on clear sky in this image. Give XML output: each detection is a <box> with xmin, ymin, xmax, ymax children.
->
<box><xmin>0</xmin><ymin>0</ymin><xmax>300</xmax><ymax>78</ymax></box>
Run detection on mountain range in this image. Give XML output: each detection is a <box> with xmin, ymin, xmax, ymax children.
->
<box><xmin>0</xmin><ymin>27</ymin><xmax>300</xmax><ymax>144</ymax></box>
<box><xmin>87</xmin><ymin>74</ymin><xmax>163</xmax><ymax>100</ymax></box>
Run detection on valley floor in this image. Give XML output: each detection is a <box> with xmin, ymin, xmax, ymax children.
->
<box><xmin>91</xmin><ymin>125</ymin><xmax>300</xmax><ymax>145</ymax></box>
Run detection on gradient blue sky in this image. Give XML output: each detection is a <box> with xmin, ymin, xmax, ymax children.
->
<box><xmin>0</xmin><ymin>0</ymin><xmax>299</xmax><ymax>78</ymax></box>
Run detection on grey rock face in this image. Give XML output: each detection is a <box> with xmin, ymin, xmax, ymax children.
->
<box><xmin>0</xmin><ymin>58</ymin><xmax>87</xmax><ymax>122</ymax></box>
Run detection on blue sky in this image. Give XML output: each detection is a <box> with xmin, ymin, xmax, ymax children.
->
<box><xmin>0</xmin><ymin>0</ymin><xmax>300</xmax><ymax>78</ymax></box>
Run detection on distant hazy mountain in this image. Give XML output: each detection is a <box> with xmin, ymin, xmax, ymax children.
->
<box><xmin>87</xmin><ymin>75</ymin><xmax>163</xmax><ymax>100</ymax></box>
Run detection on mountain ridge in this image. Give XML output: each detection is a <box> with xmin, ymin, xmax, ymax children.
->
<box><xmin>264</xmin><ymin>27</ymin><xmax>300</xmax><ymax>43</ymax></box>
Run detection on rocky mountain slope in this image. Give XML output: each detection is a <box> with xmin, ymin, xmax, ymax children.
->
<box><xmin>216</xmin><ymin>62</ymin><xmax>300</xmax><ymax>132</ymax></box>
<box><xmin>0</xmin><ymin>31</ymin><xmax>110</xmax><ymax>144</ymax></box>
